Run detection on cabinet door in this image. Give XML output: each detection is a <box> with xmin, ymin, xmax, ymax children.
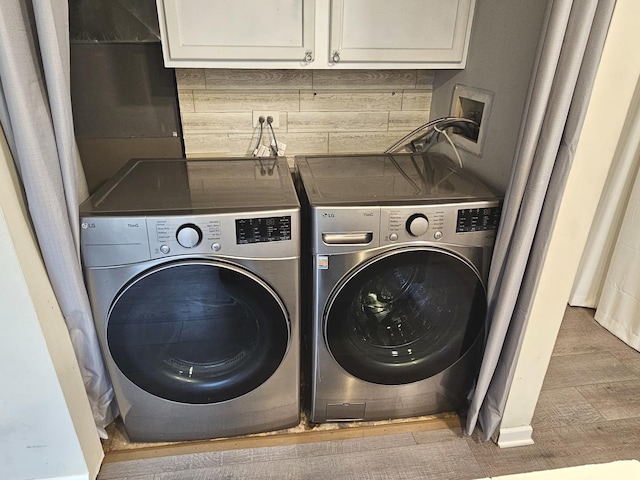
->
<box><xmin>329</xmin><ymin>0</ymin><xmax>475</xmax><ymax>68</ymax></box>
<box><xmin>158</xmin><ymin>0</ymin><xmax>315</xmax><ymax>67</ymax></box>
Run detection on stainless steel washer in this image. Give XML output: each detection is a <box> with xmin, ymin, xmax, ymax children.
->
<box><xmin>295</xmin><ymin>153</ymin><xmax>501</xmax><ymax>423</ymax></box>
<box><xmin>80</xmin><ymin>157</ymin><xmax>300</xmax><ymax>442</ymax></box>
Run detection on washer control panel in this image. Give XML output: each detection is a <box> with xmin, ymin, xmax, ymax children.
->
<box><xmin>385</xmin><ymin>208</ymin><xmax>445</xmax><ymax>242</ymax></box>
<box><xmin>381</xmin><ymin>201</ymin><xmax>501</xmax><ymax>247</ymax></box>
<box><xmin>456</xmin><ymin>207</ymin><xmax>501</xmax><ymax>233</ymax></box>
<box><xmin>312</xmin><ymin>201</ymin><xmax>501</xmax><ymax>254</ymax></box>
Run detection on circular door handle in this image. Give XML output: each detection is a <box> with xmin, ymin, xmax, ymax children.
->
<box><xmin>332</xmin><ymin>50</ymin><xmax>341</xmax><ymax>63</ymax></box>
<box><xmin>304</xmin><ymin>50</ymin><xmax>314</xmax><ymax>62</ymax></box>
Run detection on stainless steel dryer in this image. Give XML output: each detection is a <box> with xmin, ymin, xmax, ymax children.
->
<box><xmin>295</xmin><ymin>153</ymin><xmax>501</xmax><ymax>423</ymax></box>
<box><xmin>80</xmin><ymin>157</ymin><xmax>300</xmax><ymax>442</ymax></box>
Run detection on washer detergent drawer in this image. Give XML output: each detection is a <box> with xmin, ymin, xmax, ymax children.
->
<box><xmin>80</xmin><ymin>217</ymin><xmax>150</xmax><ymax>267</ymax></box>
<box><xmin>313</xmin><ymin>206</ymin><xmax>380</xmax><ymax>254</ymax></box>
<box><xmin>322</xmin><ymin>232</ymin><xmax>373</xmax><ymax>244</ymax></box>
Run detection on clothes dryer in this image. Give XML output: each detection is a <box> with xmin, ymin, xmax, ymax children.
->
<box><xmin>80</xmin><ymin>157</ymin><xmax>300</xmax><ymax>442</ymax></box>
<box><xmin>295</xmin><ymin>153</ymin><xmax>501</xmax><ymax>423</ymax></box>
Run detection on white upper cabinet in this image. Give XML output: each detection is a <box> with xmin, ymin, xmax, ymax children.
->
<box><xmin>157</xmin><ymin>0</ymin><xmax>316</xmax><ymax>64</ymax></box>
<box><xmin>156</xmin><ymin>0</ymin><xmax>475</xmax><ymax>69</ymax></box>
<box><xmin>329</xmin><ymin>0</ymin><xmax>474</xmax><ymax>66</ymax></box>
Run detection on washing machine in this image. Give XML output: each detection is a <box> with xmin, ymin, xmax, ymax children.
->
<box><xmin>295</xmin><ymin>152</ymin><xmax>501</xmax><ymax>423</ymax></box>
<box><xmin>80</xmin><ymin>157</ymin><xmax>300</xmax><ymax>442</ymax></box>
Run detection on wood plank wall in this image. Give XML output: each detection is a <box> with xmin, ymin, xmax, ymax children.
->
<box><xmin>175</xmin><ymin>69</ymin><xmax>434</xmax><ymax>160</ymax></box>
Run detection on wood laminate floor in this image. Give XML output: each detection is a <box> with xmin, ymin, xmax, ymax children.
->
<box><xmin>97</xmin><ymin>307</ymin><xmax>640</xmax><ymax>479</ymax></box>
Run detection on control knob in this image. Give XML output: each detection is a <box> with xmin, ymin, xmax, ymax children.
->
<box><xmin>176</xmin><ymin>224</ymin><xmax>202</xmax><ymax>248</ymax></box>
<box><xmin>406</xmin><ymin>214</ymin><xmax>429</xmax><ymax>237</ymax></box>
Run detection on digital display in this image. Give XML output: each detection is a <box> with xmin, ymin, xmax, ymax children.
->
<box><xmin>235</xmin><ymin>216</ymin><xmax>292</xmax><ymax>244</ymax></box>
<box><xmin>456</xmin><ymin>207</ymin><xmax>501</xmax><ymax>233</ymax></box>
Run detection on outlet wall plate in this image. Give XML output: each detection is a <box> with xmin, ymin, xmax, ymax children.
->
<box><xmin>253</xmin><ymin>111</ymin><xmax>280</xmax><ymax>128</ymax></box>
<box><xmin>450</xmin><ymin>84</ymin><xmax>494</xmax><ymax>156</ymax></box>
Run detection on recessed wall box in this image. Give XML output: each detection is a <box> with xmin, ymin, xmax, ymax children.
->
<box><xmin>450</xmin><ymin>84</ymin><xmax>494</xmax><ymax>156</ymax></box>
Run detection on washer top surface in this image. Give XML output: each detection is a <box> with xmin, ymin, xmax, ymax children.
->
<box><xmin>81</xmin><ymin>157</ymin><xmax>299</xmax><ymax>215</ymax></box>
<box><xmin>295</xmin><ymin>153</ymin><xmax>500</xmax><ymax>206</ymax></box>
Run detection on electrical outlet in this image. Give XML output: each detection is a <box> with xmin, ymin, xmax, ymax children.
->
<box><xmin>450</xmin><ymin>85</ymin><xmax>494</xmax><ymax>156</ymax></box>
<box><xmin>253</xmin><ymin>111</ymin><xmax>280</xmax><ymax>128</ymax></box>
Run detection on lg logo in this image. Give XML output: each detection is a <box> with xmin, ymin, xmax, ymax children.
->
<box><xmin>81</xmin><ymin>222</ymin><xmax>95</xmax><ymax>229</ymax></box>
<box><xmin>323</xmin><ymin>211</ymin><xmax>374</xmax><ymax>218</ymax></box>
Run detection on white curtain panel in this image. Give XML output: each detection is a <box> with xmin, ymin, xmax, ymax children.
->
<box><xmin>466</xmin><ymin>0</ymin><xmax>616</xmax><ymax>440</ymax></box>
<box><xmin>569</xmin><ymin>80</ymin><xmax>640</xmax><ymax>309</ymax></box>
<box><xmin>0</xmin><ymin>1</ymin><xmax>115</xmax><ymax>434</ymax></box>
<box><xmin>570</xmin><ymin>80</ymin><xmax>640</xmax><ymax>350</ymax></box>
<box><xmin>594</xmin><ymin>165</ymin><xmax>640</xmax><ymax>351</ymax></box>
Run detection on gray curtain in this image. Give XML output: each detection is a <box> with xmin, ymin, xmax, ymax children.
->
<box><xmin>466</xmin><ymin>0</ymin><xmax>616</xmax><ymax>440</ymax></box>
<box><xmin>0</xmin><ymin>0</ymin><xmax>115</xmax><ymax>435</ymax></box>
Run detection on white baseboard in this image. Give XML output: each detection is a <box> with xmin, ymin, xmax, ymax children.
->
<box><xmin>495</xmin><ymin>425</ymin><xmax>535</xmax><ymax>448</ymax></box>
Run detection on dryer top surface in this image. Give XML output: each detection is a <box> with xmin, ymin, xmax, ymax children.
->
<box><xmin>81</xmin><ymin>157</ymin><xmax>299</xmax><ymax>215</ymax></box>
<box><xmin>295</xmin><ymin>153</ymin><xmax>500</xmax><ymax>206</ymax></box>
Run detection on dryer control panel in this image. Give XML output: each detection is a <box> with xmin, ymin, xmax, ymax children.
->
<box><xmin>235</xmin><ymin>216</ymin><xmax>292</xmax><ymax>244</ymax></box>
<box><xmin>147</xmin><ymin>212</ymin><xmax>298</xmax><ymax>260</ymax></box>
<box><xmin>81</xmin><ymin>210</ymin><xmax>299</xmax><ymax>267</ymax></box>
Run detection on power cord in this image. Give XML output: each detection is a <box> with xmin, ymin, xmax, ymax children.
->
<box><xmin>253</xmin><ymin>116</ymin><xmax>267</xmax><ymax>175</ymax></box>
<box><xmin>253</xmin><ymin>116</ymin><xmax>265</xmax><ymax>152</ymax></box>
<box><xmin>266</xmin><ymin>116</ymin><xmax>279</xmax><ymax>175</ymax></box>
<box><xmin>267</xmin><ymin>116</ymin><xmax>279</xmax><ymax>157</ymax></box>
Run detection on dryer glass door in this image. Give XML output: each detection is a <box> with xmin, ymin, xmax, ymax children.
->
<box><xmin>325</xmin><ymin>248</ymin><xmax>486</xmax><ymax>385</ymax></box>
<box><xmin>107</xmin><ymin>260</ymin><xmax>289</xmax><ymax>404</ymax></box>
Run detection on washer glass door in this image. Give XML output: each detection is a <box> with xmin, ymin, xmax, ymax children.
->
<box><xmin>325</xmin><ymin>248</ymin><xmax>486</xmax><ymax>385</ymax></box>
<box><xmin>107</xmin><ymin>260</ymin><xmax>289</xmax><ymax>404</ymax></box>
